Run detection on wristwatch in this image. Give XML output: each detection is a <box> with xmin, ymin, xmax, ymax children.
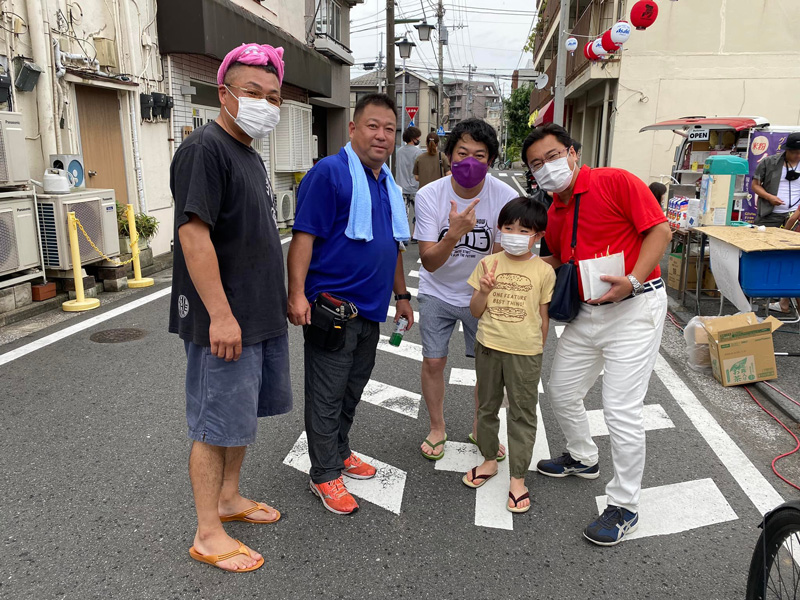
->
<box><xmin>394</xmin><ymin>293</ymin><xmax>412</xmax><ymax>302</ymax></box>
<box><xmin>627</xmin><ymin>274</ymin><xmax>645</xmax><ymax>296</ymax></box>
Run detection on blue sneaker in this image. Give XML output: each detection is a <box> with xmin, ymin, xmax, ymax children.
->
<box><xmin>584</xmin><ymin>505</ymin><xmax>639</xmax><ymax>546</ymax></box>
<box><xmin>537</xmin><ymin>452</ymin><xmax>599</xmax><ymax>479</ymax></box>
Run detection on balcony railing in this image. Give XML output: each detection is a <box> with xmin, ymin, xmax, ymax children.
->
<box><xmin>532</xmin><ymin>0</ymin><xmax>561</xmax><ymax>64</ymax></box>
<box><xmin>565</xmin><ymin>0</ymin><xmax>594</xmax><ymax>83</ymax></box>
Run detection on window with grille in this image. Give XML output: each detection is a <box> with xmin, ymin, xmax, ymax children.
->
<box><xmin>273</xmin><ymin>101</ymin><xmax>313</xmax><ymax>172</ymax></box>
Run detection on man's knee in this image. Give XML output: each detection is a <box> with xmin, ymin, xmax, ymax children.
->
<box><xmin>422</xmin><ymin>356</ymin><xmax>447</xmax><ymax>376</ymax></box>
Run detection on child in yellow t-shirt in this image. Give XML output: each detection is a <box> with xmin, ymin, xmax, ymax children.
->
<box><xmin>462</xmin><ymin>196</ymin><xmax>556</xmax><ymax>514</ymax></box>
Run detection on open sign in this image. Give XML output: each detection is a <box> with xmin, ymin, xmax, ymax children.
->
<box><xmin>688</xmin><ymin>128</ymin><xmax>710</xmax><ymax>142</ymax></box>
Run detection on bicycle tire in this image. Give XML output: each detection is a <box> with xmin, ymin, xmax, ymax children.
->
<box><xmin>746</xmin><ymin>507</ymin><xmax>800</xmax><ymax>599</ymax></box>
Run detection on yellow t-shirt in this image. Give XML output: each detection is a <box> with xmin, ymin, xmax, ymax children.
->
<box><xmin>467</xmin><ymin>252</ymin><xmax>556</xmax><ymax>355</ymax></box>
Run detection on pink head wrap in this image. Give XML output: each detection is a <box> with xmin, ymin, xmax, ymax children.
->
<box><xmin>217</xmin><ymin>43</ymin><xmax>285</xmax><ymax>86</ymax></box>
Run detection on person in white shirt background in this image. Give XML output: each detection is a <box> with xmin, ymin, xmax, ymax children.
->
<box><xmin>413</xmin><ymin>118</ymin><xmax>519</xmax><ymax>461</ymax></box>
<box><xmin>396</xmin><ymin>126</ymin><xmax>423</xmax><ymax>242</ymax></box>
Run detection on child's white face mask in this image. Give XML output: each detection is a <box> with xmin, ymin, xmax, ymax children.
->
<box><xmin>500</xmin><ymin>233</ymin><xmax>533</xmax><ymax>256</ymax></box>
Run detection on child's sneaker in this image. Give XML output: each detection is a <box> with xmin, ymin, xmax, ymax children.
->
<box><xmin>583</xmin><ymin>505</ymin><xmax>639</xmax><ymax>546</ymax></box>
<box><xmin>343</xmin><ymin>453</ymin><xmax>377</xmax><ymax>480</ymax></box>
<box><xmin>537</xmin><ymin>452</ymin><xmax>599</xmax><ymax>479</ymax></box>
<box><xmin>309</xmin><ymin>477</ymin><xmax>359</xmax><ymax>515</ymax></box>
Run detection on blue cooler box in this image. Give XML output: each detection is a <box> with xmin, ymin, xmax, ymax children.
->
<box><xmin>739</xmin><ymin>251</ymin><xmax>800</xmax><ymax>297</ymax></box>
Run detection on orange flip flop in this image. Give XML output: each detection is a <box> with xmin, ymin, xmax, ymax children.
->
<box><xmin>220</xmin><ymin>501</ymin><xmax>281</xmax><ymax>524</ymax></box>
<box><xmin>189</xmin><ymin>540</ymin><xmax>264</xmax><ymax>572</ymax></box>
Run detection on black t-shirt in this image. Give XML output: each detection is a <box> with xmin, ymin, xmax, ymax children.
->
<box><xmin>168</xmin><ymin>121</ymin><xmax>287</xmax><ymax>346</ymax></box>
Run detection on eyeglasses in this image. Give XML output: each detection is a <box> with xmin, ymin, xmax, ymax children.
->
<box><xmin>529</xmin><ymin>147</ymin><xmax>569</xmax><ymax>172</ymax></box>
<box><xmin>227</xmin><ymin>84</ymin><xmax>283</xmax><ymax>107</ymax></box>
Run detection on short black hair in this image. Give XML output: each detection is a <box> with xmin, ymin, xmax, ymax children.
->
<box><xmin>649</xmin><ymin>182</ymin><xmax>667</xmax><ymax>201</ymax></box>
<box><xmin>224</xmin><ymin>62</ymin><xmax>280</xmax><ymax>85</ymax></box>
<box><xmin>497</xmin><ymin>196</ymin><xmax>548</xmax><ymax>233</ymax></box>
<box><xmin>402</xmin><ymin>126</ymin><xmax>422</xmax><ymax>143</ymax></box>
<box><xmin>522</xmin><ymin>123</ymin><xmax>574</xmax><ymax>166</ymax></box>
<box><xmin>353</xmin><ymin>93</ymin><xmax>397</xmax><ymax>123</ymax></box>
<box><xmin>444</xmin><ymin>118</ymin><xmax>499</xmax><ymax>164</ymax></box>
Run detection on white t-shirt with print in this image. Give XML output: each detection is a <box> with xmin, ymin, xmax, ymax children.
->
<box><xmin>414</xmin><ymin>174</ymin><xmax>518</xmax><ymax>306</ymax></box>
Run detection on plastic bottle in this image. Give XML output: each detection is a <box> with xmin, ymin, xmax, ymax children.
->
<box><xmin>389</xmin><ymin>317</ymin><xmax>409</xmax><ymax>346</ymax></box>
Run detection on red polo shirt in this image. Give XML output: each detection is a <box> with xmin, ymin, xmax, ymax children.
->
<box><xmin>544</xmin><ymin>165</ymin><xmax>666</xmax><ymax>300</ymax></box>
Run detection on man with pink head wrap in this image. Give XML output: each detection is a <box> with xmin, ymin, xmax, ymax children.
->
<box><xmin>169</xmin><ymin>42</ymin><xmax>290</xmax><ymax>573</ymax></box>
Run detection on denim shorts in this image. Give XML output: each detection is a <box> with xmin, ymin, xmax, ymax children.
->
<box><xmin>184</xmin><ymin>332</ymin><xmax>292</xmax><ymax>447</ymax></box>
<box><xmin>418</xmin><ymin>292</ymin><xmax>479</xmax><ymax>359</ymax></box>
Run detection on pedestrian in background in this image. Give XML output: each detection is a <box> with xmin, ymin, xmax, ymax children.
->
<box><xmin>287</xmin><ymin>93</ymin><xmax>414</xmax><ymax>516</ymax></box>
<box><xmin>396</xmin><ymin>126</ymin><xmax>423</xmax><ymax>242</ymax></box>
<box><xmin>169</xmin><ymin>43</ymin><xmax>291</xmax><ymax>573</ymax></box>
<box><xmin>524</xmin><ymin>123</ymin><xmax>671</xmax><ymax>546</ymax></box>
<box><xmin>463</xmin><ymin>197</ymin><xmax>555</xmax><ymax>514</ymax></box>
<box><xmin>414</xmin><ymin>132</ymin><xmax>451</xmax><ymax>189</ymax></box>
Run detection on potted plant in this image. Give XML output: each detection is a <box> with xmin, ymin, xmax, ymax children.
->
<box><xmin>117</xmin><ymin>203</ymin><xmax>160</xmax><ymax>253</ymax></box>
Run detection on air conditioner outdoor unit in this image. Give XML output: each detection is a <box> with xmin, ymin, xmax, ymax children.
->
<box><xmin>0</xmin><ymin>112</ymin><xmax>30</xmax><ymax>187</ymax></box>
<box><xmin>0</xmin><ymin>193</ymin><xmax>40</xmax><ymax>276</ymax></box>
<box><xmin>36</xmin><ymin>189</ymin><xmax>120</xmax><ymax>270</ymax></box>
<box><xmin>50</xmin><ymin>154</ymin><xmax>86</xmax><ymax>189</ymax></box>
<box><xmin>276</xmin><ymin>190</ymin><xmax>295</xmax><ymax>227</ymax></box>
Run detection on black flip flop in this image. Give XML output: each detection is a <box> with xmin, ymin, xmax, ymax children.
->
<box><xmin>461</xmin><ymin>466</ymin><xmax>498</xmax><ymax>489</ymax></box>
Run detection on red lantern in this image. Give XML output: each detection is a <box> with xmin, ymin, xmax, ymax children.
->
<box><xmin>601</xmin><ymin>30</ymin><xmax>620</xmax><ymax>53</ymax></box>
<box><xmin>583</xmin><ymin>41</ymin><xmax>598</xmax><ymax>61</ymax></box>
<box><xmin>630</xmin><ymin>0</ymin><xmax>658</xmax><ymax>30</ymax></box>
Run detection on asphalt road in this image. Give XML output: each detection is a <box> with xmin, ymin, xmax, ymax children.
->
<box><xmin>1</xmin><ymin>236</ymin><xmax>799</xmax><ymax>600</ymax></box>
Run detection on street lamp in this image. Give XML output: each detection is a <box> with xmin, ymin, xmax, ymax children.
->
<box><xmin>396</xmin><ymin>38</ymin><xmax>416</xmax><ymax>136</ymax></box>
<box><xmin>414</xmin><ymin>21</ymin><xmax>434</xmax><ymax>42</ymax></box>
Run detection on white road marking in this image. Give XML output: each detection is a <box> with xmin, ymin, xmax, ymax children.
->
<box><xmin>408</xmin><ymin>270</ymin><xmax>420</xmax><ymax>278</ymax></box>
<box><xmin>378</xmin><ymin>335</ymin><xmax>424</xmax><ymax>362</ymax></box>
<box><xmin>587</xmin><ymin>404</ymin><xmax>674</xmax><ymax>437</ymax></box>
<box><xmin>284</xmin><ymin>432</ymin><xmax>407</xmax><ymax>514</ymax></box>
<box><xmin>408</xmin><ymin>287</ymin><xmax>418</xmax><ymax>297</ymax></box>
<box><xmin>498</xmin><ymin>173</ymin><xmax>508</xmax><ymax>178</ymax></box>
<box><xmin>654</xmin><ymin>355</ymin><xmax>784</xmax><ymax>513</ymax></box>
<box><xmin>513</xmin><ymin>172</ymin><xmax>523</xmax><ymax>176</ymax></box>
<box><xmin>281</xmin><ymin>235</ymin><xmax>292</xmax><ymax>245</ymax></box>
<box><xmin>0</xmin><ymin>287</ymin><xmax>172</xmax><ymax>368</ymax></box>
<box><xmin>449</xmin><ymin>368</ymin><xmax>544</xmax><ymax>394</ymax></box>
<box><xmin>362</xmin><ymin>379</ymin><xmax>420</xmax><ymax>419</ymax></box>
<box><xmin>555</xmin><ymin>325</ymin><xmax>565</xmax><ymax>338</ymax></box>
<box><xmin>386</xmin><ymin>305</ymin><xmax>420</xmax><ymax>324</ymax></box>
<box><xmin>417</xmin><ymin>258</ymin><xmax>421</xmax><ymax>264</ymax></box>
<box><xmin>594</xmin><ymin>478</ymin><xmax>738</xmax><ymax>541</ymax></box>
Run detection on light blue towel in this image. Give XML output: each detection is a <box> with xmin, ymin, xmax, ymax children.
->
<box><xmin>343</xmin><ymin>142</ymin><xmax>411</xmax><ymax>243</ymax></box>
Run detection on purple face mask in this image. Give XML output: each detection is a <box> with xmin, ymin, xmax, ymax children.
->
<box><xmin>451</xmin><ymin>156</ymin><xmax>489</xmax><ymax>189</ymax></box>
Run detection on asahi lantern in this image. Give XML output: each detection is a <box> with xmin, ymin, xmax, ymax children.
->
<box><xmin>601</xmin><ymin>30</ymin><xmax>620</xmax><ymax>53</ymax></box>
<box><xmin>565</xmin><ymin>37</ymin><xmax>579</xmax><ymax>56</ymax></box>
<box><xmin>592</xmin><ymin>38</ymin><xmax>608</xmax><ymax>58</ymax></box>
<box><xmin>583</xmin><ymin>41</ymin><xmax>598</xmax><ymax>61</ymax></box>
<box><xmin>611</xmin><ymin>20</ymin><xmax>632</xmax><ymax>45</ymax></box>
<box><xmin>630</xmin><ymin>0</ymin><xmax>658</xmax><ymax>30</ymax></box>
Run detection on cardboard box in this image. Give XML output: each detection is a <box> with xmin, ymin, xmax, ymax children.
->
<box><xmin>667</xmin><ymin>253</ymin><xmax>710</xmax><ymax>291</ymax></box>
<box><xmin>703</xmin><ymin>313</ymin><xmax>782</xmax><ymax>387</ymax></box>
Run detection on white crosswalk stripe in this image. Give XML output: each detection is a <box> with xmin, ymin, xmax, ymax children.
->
<box><xmin>587</xmin><ymin>404</ymin><xmax>674</xmax><ymax>437</ymax></box>
<box><xmin>408</xmin><ymin>270</ymin><xmax>420</xmax><ymax>278</ymax></box>
<box><xmin>362</xmin><ymin>379</ymin><xmax>421</xmax><ymax>419</ymax></box>
<box><xmin>377</xmin><ymin>334</ymin><xmax>424</xmax><ymax>362</ymax></box>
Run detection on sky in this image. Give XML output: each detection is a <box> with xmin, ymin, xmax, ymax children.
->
<box><xmin>348</xmin><ymin>0</ymin><xmax>537</xmax><ymax>98</ymax></box>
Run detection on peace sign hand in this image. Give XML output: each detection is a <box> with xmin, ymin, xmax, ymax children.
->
<box><xmin>447</xmin><ymin>198</ymin><xmax>480</xmax><ymax>239</ymax></box>
<box><xmin>479</xmin><ymin>259</ymin><xmax>498</xmax><ymax>294</ymax></box>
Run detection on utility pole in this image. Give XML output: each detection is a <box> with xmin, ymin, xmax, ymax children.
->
<box><xmin>377</xmin><ymin>32</ymin><xmax>385</xmax><ymax>93</ymax></box>
<box><xmin>553</xmin><ymin>0</ymin><xmax>570</xmax><ymax>126</ymax></box>
<box><xmin>466</xmin><ymin>64</ymin><xmax>476</xmax><ymax>118</ymax></box>
<box><xmin>386</xmin><ymin>0</ymin><xmax>395</xmax><ymax>107</ymax></box>
<box><xmin>437</xmin><ymin>1</ymin><xmax>444</xmax><ymax>130</ymax></box>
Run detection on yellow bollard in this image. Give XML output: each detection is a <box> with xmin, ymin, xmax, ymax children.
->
<box><xmin>126</xmin><ymin>204</ymin><xmax>154</xmax><ymax>288</ymax></box>
<box><xmin>62</xmin><ymin>211</ymin><xmax>101</xmax><ymax>312</ymax></box>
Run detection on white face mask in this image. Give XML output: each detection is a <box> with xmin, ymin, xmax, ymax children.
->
<box><xmin>225</xmin><ymin>86</ymin><xmax>281</xmax><ymax>139</ymax></box>
<box><xmin>533</xmin><ymin>155</ymin><xmax>574</xmax><ymax>193</ymax></box>
<box><xmin>500</xmin><ymin>232</ymin><xmax>533</xmax><ymax>256</ymax></box>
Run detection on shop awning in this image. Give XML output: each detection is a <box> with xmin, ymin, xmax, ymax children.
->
<box><xmin>533</xmin><ymin>100</ymin><xmax>554</xmax><ymax>127</ymax></box>
<box><xmin>156</xmin><ymin>0</ymin><xmax>332</xmax><ymax>97</ymax></box>
<box><xmin>639</xmin><ymin>116</ymin><xmax>769</xmax><ymax>133</ymax></box>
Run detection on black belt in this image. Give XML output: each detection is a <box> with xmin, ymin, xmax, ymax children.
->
<box><xmin>583</xmin><ymin>278</ymin><xmax>664</xmax><ymax>306</ymax></box>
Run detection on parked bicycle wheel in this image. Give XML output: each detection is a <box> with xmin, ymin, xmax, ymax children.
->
<box><xmin>746</xmin><ymin>501</ymin><xmax>800</xmax><ymax>599</ymax></box>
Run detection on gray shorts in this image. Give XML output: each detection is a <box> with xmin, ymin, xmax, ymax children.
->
<box><xmin>184</xmin><ymin>333</ymin><xmax>292</xmax><ymax>447</ymax></box>
<box><xmin>418</xmin><ymin>292</ymin><xmax>479</xmax><ymax>359</ymax></box>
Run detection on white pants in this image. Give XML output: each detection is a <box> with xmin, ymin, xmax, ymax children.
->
<box><xmin>548</xmin><ymin>287</ymin><xmax>667</xmax><ymax>512</ymax></box>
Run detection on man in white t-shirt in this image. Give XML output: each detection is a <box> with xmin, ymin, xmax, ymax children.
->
<box><xmin>414</xmin><ymin>118</ymin><xmax>519</xmax><ymax>460</ymax></box>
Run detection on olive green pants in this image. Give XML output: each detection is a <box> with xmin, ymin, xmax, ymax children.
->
<box><xmin>474</xmin><ymin>341</ymin><xmax>542</xmax><ymax>479</ymax></box>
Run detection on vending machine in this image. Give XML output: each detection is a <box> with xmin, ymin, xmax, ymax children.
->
<box><xmin>698</xmin><ymin>155</ymin><xmax>749</xmax><ymax>226</ymax></box>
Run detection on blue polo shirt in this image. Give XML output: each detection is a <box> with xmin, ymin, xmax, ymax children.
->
<box><xmin>293</xmin><ymin>148</ymin><xmax>399</xmax><ymax>322</ymax></box>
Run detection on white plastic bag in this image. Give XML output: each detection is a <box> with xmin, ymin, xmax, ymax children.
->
<box><xmin>684</xmin><ymin>316</ymin><xmax>716</xmax><ymax>372</ymax></box>
<box><xmin>579</xmin><ymin>251</ymin><xmax>625</xmax><ymax>301</ymax></box>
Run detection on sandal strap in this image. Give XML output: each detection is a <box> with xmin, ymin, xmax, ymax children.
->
<box><xmin>470</xmin><ymin>467</ymin><xmax>497</xmax><ymax>481</ymax></box>
<box><xmin>241</xmin><ymin>502</ymin><xmax>273</xmax><ymax>517</ymax></box>
<box><xmin>508</xmin><ymin>491</ymin><xmax>530</xmax><ymax>506</ymax></box>
<box><xmin>423</xmin><ymin>436</ymin><xmax>446</xmax><ymax>449</ymax></box>
<box><xmin>214</xmin><ymin>541</ymin><xmax>249</xmax><ymax>563</ymax></box>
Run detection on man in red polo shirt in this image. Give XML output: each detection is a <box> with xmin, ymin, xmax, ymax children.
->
<box><xmin>523</xmin><ymin>123</ymin><xmax>671</xmax><ymax>547</ymax></box>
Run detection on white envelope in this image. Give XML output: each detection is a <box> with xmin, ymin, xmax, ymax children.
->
<box><xmin>579</xmin><ymin>251</ymin><xmax>625</xmax><ymax>300</ymax></box>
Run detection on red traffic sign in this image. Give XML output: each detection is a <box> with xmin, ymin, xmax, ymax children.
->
<box><xmin>405</xmin><ymin>106</ymin><xmax>419</xmax><ymax>121</ymax></box>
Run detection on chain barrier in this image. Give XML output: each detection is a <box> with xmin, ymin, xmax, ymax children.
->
<box><xmin>74</xmin><ymin>217</ymin><xmax>138</xmax><ymax>266</ymax></box>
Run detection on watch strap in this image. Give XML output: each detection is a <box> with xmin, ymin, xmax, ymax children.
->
<box><xmin>395</xmin><ymin>293</ymin><xmax>412</xmax><ymax>301</ymax></box>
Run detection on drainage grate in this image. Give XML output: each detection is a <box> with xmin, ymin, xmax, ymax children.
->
<box><xmin>89</xmin><ymin>328</ymin><xmax>148</xmax><ymax>343</ymax></box>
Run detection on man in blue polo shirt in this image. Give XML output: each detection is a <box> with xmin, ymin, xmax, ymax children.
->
<box><xmin>287</xmin><ymin>93</ymin><xmax>414</xmax><ymax>515</ymax></box>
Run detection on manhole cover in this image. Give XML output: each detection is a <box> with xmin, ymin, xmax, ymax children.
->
<box><xmin>89</xmin><ymin>328</ymin><xmax>148</xmax><ymax>343</ymax></box>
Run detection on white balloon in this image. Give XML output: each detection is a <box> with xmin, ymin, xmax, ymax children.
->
<box><xmin>592</xmin><ymin>38</ymin><xmax>608</xmax><ymax>57</ymax></box>
<box><xmin>611</xmin><ymin>20</ymin><xmax>632</xmax><ymax>45</ymax></box>
<box><xmin>565</xmin><ymin>37</ymin><xmax>579</xmax><ymax>52</ymax></box>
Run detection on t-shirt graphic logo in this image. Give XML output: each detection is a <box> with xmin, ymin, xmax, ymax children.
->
<box><xmin>178</xmin><ymin>295</ymin><xmax>190</xmax><ymax>318</ymax></box>
<box><xmin>487</xmin><ymin>273</ymin><xmax>532</xmax><ymax>323</ymax></box>
<box><xmin>438</xmin><ymin>219</ymin><xmax>492</xmax><ymax>253</ymax></box>
<box><xmin>265</xmin><ymin>176</ymin><xmax>278</xmax><ymax>229</ymax></box>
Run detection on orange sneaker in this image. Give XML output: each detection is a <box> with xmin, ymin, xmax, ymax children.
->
<box><xmin>309</xmin><ymin>477</ymin><xmax>359</xmax><ymax>515</ymax></box>
<box><xmin>343</xmin><ymin>453</ymin><xmax>377</xmax><ymax>480</ymax></box>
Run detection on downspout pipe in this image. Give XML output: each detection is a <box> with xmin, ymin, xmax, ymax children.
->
<box><xmin>25</xmin><ymin>0</ymin><xmax>57</xmax><ymax>161</ymax></box>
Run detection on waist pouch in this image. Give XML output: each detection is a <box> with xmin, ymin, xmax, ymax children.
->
<box><xmin>303</xmin><ymin>293</ymin><xmax>356</xmax><ymax>352</ymax></box>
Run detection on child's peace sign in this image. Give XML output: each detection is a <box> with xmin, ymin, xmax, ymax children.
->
<box><xmin>479</xmin><ymin>259</ymin><xmax>498</xmax><ymax>294</ymax></box>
